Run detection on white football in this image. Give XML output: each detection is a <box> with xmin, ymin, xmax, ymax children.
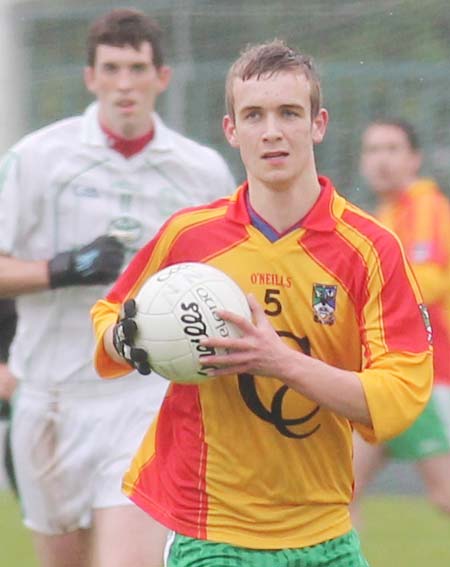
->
<box><xmin>133</xmin><ymin>262</ymin><xmax>251</xmax><ymax>383</ymax></box>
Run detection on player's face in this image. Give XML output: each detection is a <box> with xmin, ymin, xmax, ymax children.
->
<box><xmin>84</xmin><ymin>42</ymin><xmax>171</xmax><ymax>137</ymax></box>
<box><xmin>223</xmin><ymin>71</ymin><xmax>327</xmax><ymax>190</ymax></box>
<box><xmin>360</xmin><ymin>124</ymin><xmax>422</xmax><ymax>194</ymax></box>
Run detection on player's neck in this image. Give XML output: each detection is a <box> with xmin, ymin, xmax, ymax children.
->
<box><xmin>100</xmin><ymin>122</ymin><xmax>155</xmax><ymax>159</ymax></box>
<box><xmin>247</xmin><ymin>170</ymin><xmax>321</xmax><ymax>233</ymax></box>
<box><xmin>107</xmin><ymin>121</ymin><xmax>153</xmax><ymax>140</ymax></box>
<box><xmin>98</xmin><ymin>107</ymin><xmax>154</xmax><ymax>139</ymax></box>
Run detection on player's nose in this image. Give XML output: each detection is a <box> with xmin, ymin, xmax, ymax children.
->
<box><xmin>117</xmin><ymin>69</ymin><xmax>133</xmax><ymax>90</ymax></box>
<box><xmin>262</xmin><ymin>115</ymin><xmax>282</xmax><ymax>141</ymax></box>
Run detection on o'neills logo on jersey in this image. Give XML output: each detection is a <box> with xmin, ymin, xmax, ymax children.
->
<box><xmin>312</xmin><ymin>283</ymin><xmax>337</xmax><ymax>325</ymax></box>
<box><xmin>250</xmin><ymin>272</ymin><xmax>292</xmax><ymax>288</ymax></box>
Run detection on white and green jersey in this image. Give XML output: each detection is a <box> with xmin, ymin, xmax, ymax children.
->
<box><xmin>0</xmin><ymin>103</ymin><xmax>235</xmax><ymax>392</ymax></box>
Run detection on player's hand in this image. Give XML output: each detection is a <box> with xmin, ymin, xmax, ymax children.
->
<box><xmin>48</xmin><ymin>235</ymin><xmax>125</xmax><ymax>288</ymax></box>
<box><xmin>199</xmin><ymin>294</ymin><xmax>297</xmax><ymax>378</ymax></box>
<box><xmin>112</xmin><ymin>299</ymin><xmax>152</xmax><ymax>375</ymax></box>
<box><xmin>0</xmin><ymin>363</ymin><xmax>17</xmax><ymax>400</ymax></box>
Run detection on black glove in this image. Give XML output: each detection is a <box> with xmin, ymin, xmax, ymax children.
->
<box><xmin>112</xmin><ymin>299</ymin><xmax>152</xmax><ymax>375</ymax></box>
<box><xmin>49</xmin><ymin>235</ymin><xmax>125</xmax><ymax>288</ymax></box>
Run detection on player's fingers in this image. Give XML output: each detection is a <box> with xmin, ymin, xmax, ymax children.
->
<box><xmin>124</xmin><ymin>299</ymin><xmax>137</xmax><ymax>318</ymax></box>
<box><xmin>130</xmin><ymin>347</ymin><xmax>148</xmax><ymax>363</ymax></box>
<box><xmin>200</xmin><ymin>350</ymin><xmax>252</xmax><ymax>367</ymax></box>
<box><xmin>215</xmin><ymin>309</ymin><xmax>255</xmax><ymax>334</ymax></box>
<box><xmin>247</xmin><ymin>293</ymin><xmax>268</xmax><ymax>325</ymax></box>
<box><xmin>200</xmin><ymin>335</ymin><xmax>248</xmax><ymax>351</ymax></box>
<box><xmin>121</xmin><ymin>318</ymin><xmax>137</xmax><ymax>341</ymax></box>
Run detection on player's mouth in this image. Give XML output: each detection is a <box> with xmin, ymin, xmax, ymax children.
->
<box><xmin>117</xmin><ymin>100</ymin><xmax>137</xmax><ymax>112</ymax></box>
<box><xmin>261</xmin><ymin>150</ymin><xmax>289</xmax><ymax>163</ymax></box>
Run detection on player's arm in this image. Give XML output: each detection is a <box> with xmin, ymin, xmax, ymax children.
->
<box><xmin>200</xmin><ymin>240</ymin><xmax>432</xmax><ymax>441</ymax></box>
<box><xmin>0</xmin><ymin>235</ymin><xmax>125</xmax><ymax>298</ymax></box>
<box><xmin>199</xmin><ymin>295</ymin><xmax>371</xmax><ymax>425</ymax></box>
<box><xmin>0</xmin><ymin>153</ymin><xmax>49</xmax><ymax>295</ymax></box>
<box><xmin>103</xmin><ymin>324</ymin><xmax>124</xmax><ymax>365</ymax></box>
<box><xmin>0</xmin><ymin>255</ymin><xmax>49</xmax><ymax>296</ymax></box>
<box><xmin>92</xmin><ymin>298</ymin><xmax>152</xmax><ymax>377</ymax></box>
<box><xmin>0</xmin><ymin>363</ymin><xmax>16</xmax><ymax>400</ymax></box>
<box><xmin>347</xmin><ymin>232</ymin><xmax>432</xmax><ymax>442</ymax></box>
<box><xmin>92</xmin><ymin>298</ymin><xmax>134</xmax><ymax>378</ymax></box>
<box><xmin>91</xmin><ymin>229</ymin><xmax>169</xmax><ymax>379</ymax></box>
<box><xmin>0</xmin><ymin>150</ymin><xmax>125</xmax><ymax>297</ymax></box>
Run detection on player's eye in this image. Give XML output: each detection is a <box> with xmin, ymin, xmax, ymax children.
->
<box><xmin>102</xmin><ymin>63</ymin><xmax>118</xmax><ymax>73</ymax></box>
<box><xmin>131</xmin><ymin>64</ymin><xmax>148</xmax><ymax>73</ymax></box>
<box><xmin>282</xmin><ymin>108</ymin><xmax>300</xmax><ymax>118</ymax></box>
<box><xmin>244</xmin><ymin>110</ymin><xmax>261</xmax><ymax>121</ymax></box>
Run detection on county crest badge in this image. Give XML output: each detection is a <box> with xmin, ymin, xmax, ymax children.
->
<box><xmin>312</xmin><ymin>284</ymin><xmax>337</xmax><ymax>325</ymax></box>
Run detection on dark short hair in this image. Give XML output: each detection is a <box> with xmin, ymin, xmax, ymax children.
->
<box><xmin>87</xmin><ymin>8</ymin><xmax>164</xmax><ymax>67</ymax></box>
<box><xmin>226</xmin><ymin>39</ymin><xmax>322</xmax><ymax>121</ymax></box>
<box><xmin>367</xmin><ymin>118</ymin><xmax>421</xmax><ymax>150</ymax></box>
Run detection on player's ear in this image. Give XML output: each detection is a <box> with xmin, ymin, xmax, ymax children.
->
<box><xmin>223</xmin><ymin>115</ymin><xmax>239</xmax><ymax>148</ymax></box>
<box><xmin>311</xmin><ymin>108</ymin><xmax>328</xmax><ymax>145</ymax></box>
<box><xmin>84</xmin><ymin>66</ymin><xmax>97</xmax><ymax>95</ymax></box>
<box><xmin>156</xmin><ymin>65</ymin><xmax>172</xmax><ymax>94</ymax></box>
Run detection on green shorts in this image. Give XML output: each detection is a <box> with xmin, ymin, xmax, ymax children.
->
<box><xmin>166</xmin><ymin>529</ymin><xmax>369</xmax><ymax>567</ymax></box>
<box><xmin>386</xmin><ymin>392</ymin><xmax>450</xmax><ymax>461</ymax></box>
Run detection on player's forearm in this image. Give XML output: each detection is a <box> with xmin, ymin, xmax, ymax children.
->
<box><xmin>103</xmin><ymin>324</ymin><xmax>125</xmax><ymax>365</ymax></box>
<box><xmin>91</xmin><ymin>300</ymin><xmax>134</xmax><ymax>379</ymax></box>
<box><xmin>0</xmin><ymin>256</ymin><xmax>50</xmax><ymax>297</ymax></box>
<box><xmin>280</xmin><ymin>351</ymin><xmax>372</xmax><ymax>426</ymax></box>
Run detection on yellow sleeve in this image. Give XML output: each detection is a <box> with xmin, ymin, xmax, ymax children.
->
<box><xmin>351</xmin><ymin>234</ymin><xmax>433</xmax><ymax>443</ymax></box>
<box><xmin>354</xmin><ymin>350</ymin><xmax>432</xmax><ymax>443</ymax></box>
<box><xmin>90</xmin><ymin>299</ymin><xmax>133</xmax><ymax>379</ymax></box>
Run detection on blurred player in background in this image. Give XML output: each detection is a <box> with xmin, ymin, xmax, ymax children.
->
<box><xmin>353</xmin><ymin>118</ymin><xmax>450</xmax><ymax>526</ymax></box>
<box><xmin>0</xmin><ymin>8</ymin><xmax>234</xmax><ymax>567</ymax></box>
<box><xmin>92</xmin><ymin>41</ymin><xmax>433</xmax><ymax>566</ymax></box>
<box><xmin>0</xmin><ymin>298</ymin><xmax>17</xmax><ymax>493</ymax></box>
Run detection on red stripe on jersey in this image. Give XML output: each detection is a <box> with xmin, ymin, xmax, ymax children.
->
<box><xmin>106</xmin><ymin>237</ymin><xmax>160</xmax><ymax>303</ymax></box>
<box><xmin>131</xmin><ymin>385</ymin><xmax>209</xmax><ymax>538</ymax></box>
<box><xmin>300</xmin><ymin>230</ymin><xmax>371</xmax><ymax>361</ymax></box>
<box><xmin>106</xmin><ymin>197</ymin><xmax>239</xmax><ymax>303</ymax></box>
<box><xmin>162</xmin><ymin>216</ymin><xmax>250</xmax><ymax>267</ymax></box>
<box><xmin>342</xmin><ymin>210</ymin><xmax>429</xmax><ymax>352</ymax></box>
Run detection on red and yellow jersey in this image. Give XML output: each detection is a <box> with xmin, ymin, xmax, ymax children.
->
<box><xmin>92</xmin><ymin>176</ymin><xmax>432</xmax><ymax>549</ymax></box>
<box><xmin>377</xmin><ymin>178</ymin><xmax>450</xmax><ymax>385</ymax></box>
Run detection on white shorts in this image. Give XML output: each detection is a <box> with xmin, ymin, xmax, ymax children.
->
<box><xmin>11</xmin><ymin>378</ymin><xmax>167</xmax><ymax>535</ymax></box>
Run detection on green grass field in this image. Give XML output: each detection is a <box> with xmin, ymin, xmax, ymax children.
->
<box><xmin>1</xmin><ymin>490</ymin><xmax>449</xmax><ymax>566</ymax></box>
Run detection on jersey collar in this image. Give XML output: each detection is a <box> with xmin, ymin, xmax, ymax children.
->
<box><xmin>80</xmin><ymin>102</ymin><xmax>175</xmax><ymax>154</ymax></box>
<box><xmin>226</xmin><ymin>176</ymin><xmax>342</xmax><ymax>232</ymax></box>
